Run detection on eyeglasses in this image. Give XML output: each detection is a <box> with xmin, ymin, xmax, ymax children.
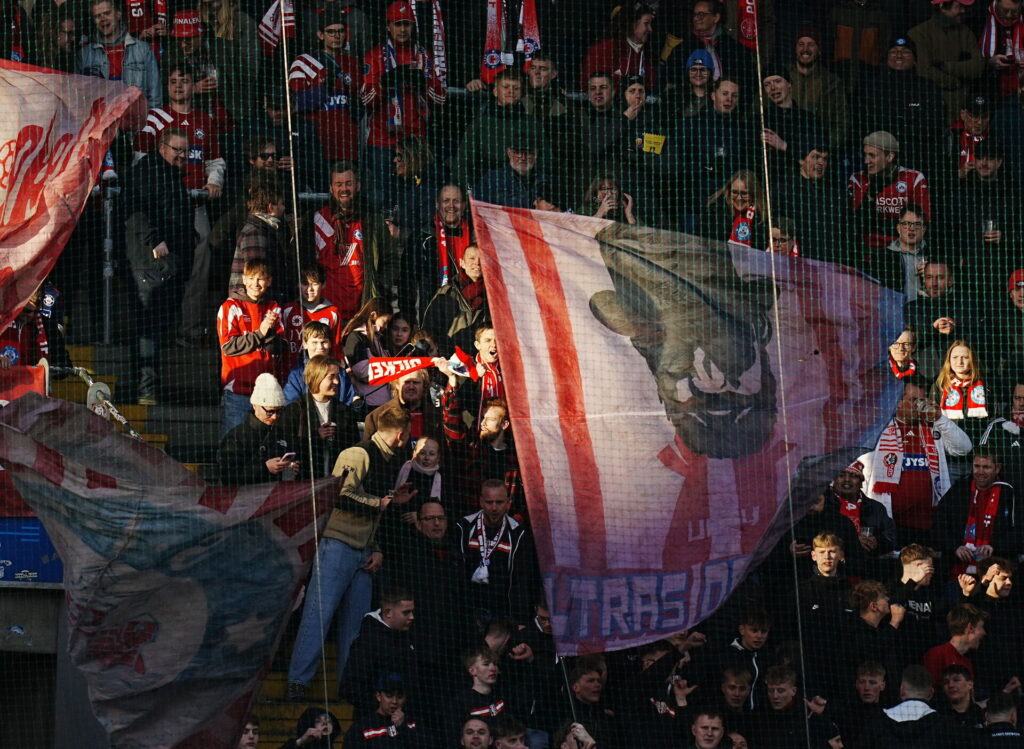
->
<box><xmin>258</xmin><ymin>152</ymin><xmax>278</xmax><ymax>160</ymax></box>
<box><xmin>692</xmin><ymin>10</ymin><xmax>714</xmax><ymax>18</ymax></box>
<box><xmin>260</xmin><ymin>405</ymin><xmax>282</xmax><ymax>417</ymax></box>
<box><xmin>322</xmin><ymin>27</ymin><xmax>345</xmax><ymax>35</ymax></box>
<box><xmin>898</xmin><ymin>220</ymin><xmax>924</xmax><ymax>228</ymax></box>
<box><xmin>771</xmin><ymin>236</ymin><xmax>792</xmax><ymax>244</ymax></box>
<box><xmin>890</xmin><ymin>342</ymin><xmax>915</xmax><ymax>349</ymax></box>
<box><xmin>419</xmin><ymin>515</ymin><xmax>446</xmax><ymax>522</ymax></box>
<box><xmin>162</xmin><ymin>144</ymin><xmax>187</xmax><ymax>155</ymax></box>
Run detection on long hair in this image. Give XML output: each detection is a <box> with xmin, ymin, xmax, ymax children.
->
<box><xmin>935</xmin><ymin>339</ymin><xmax>982</xmax><ymax>394</ymax></box>
<box><xmin>396</xmin><ymin>134</ymin><xmax>434</xmax><ymax>178</ymax></box>
<box><xmin>706</xmin><ymin>169</ymin><xmax>767</xmax><ymax>218</ymax></box>
<box><xmin>582</xmin><ymin>173</ymin><xmax>621</xmax><ymax>210</ymax></box>
<box><xmin>340</xmin><ymin>297</ymin><xmax>392</xmax><ymax>348</ymax></box>
<box><xmin>199</xmin><ymin>0</ymin><xmax>239</xmax><ymax>40</ymax></box>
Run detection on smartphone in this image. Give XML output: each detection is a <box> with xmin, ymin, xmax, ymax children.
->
<box><xmin>281</xmin><ymin>452</ymin><xmax>296</xmax><ymax>461</ymax></box>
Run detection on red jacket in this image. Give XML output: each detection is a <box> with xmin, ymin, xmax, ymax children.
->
<box><xmin>217</xmin><ymin>291</ymin><xmax>284</xmax><ymax>394</ymax></box>
<box><xmin>360</xmin><ymin>40</ymin><xmax>445</xmax><ymax>147</ymax></box>
<box><xmin>289</xmin><ymin>50</ymin><xmax>362</xmax><ymax>161</ymax></box>
<box><xmin>848</xmin><ymin>165</ymin><xmax>930</xmax><ymax>248</ymax></box>
<box><xmin>580</xmin><ymin>37</ymin><xmax>656</xmax><ymax>91</ymax></box>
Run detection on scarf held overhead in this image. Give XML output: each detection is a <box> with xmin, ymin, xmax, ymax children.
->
<box><xmin>482</xmin><ymin>0</ymin><xmax>540</xmax><ymax>83</ymax></box>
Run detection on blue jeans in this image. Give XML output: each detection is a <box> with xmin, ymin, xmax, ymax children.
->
<box><xmin>220</xmin><ymin>390</ymin><xmax>251</xmax><ymax>438</ymax></box>
<box><xmin>288</xmin><ymin>538</ymin><xmax>372</xmax><ymax>687</ymax></box>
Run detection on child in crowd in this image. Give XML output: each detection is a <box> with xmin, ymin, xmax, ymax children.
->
<box><xmin>283</xmin><ymin>320</ymin><xmax>355</xmax><ymax>405</ymax></box>
<box><xmin>281</xmin><ymin>265</ymin><xmax>343</xmax><ymax>369</ymax></box>
<box><xmin>216</xmin><ymin>259</ymin><xmax>283</xmax><ymax>436</ymax></box>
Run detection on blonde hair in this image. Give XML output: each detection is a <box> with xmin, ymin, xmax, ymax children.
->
<box><xmin>935</xmin><ymin>339</ymin><xmax>981</xmax><ymax>396</ymax></box>
<box><xmin>303</xmin><ymin>355</ymin><xmax>341</xmax><ymax>392</ymax></box>
<box><xmin>199</xmin><ymin>0</ymin><xmax>239</xmax><ymax>40</ymax></box>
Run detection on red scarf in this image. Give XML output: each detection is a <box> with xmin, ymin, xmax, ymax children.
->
<box><xmin>428</xmin><ymin>0</ymin><xmax>448</xmax><ymax>87</ymax></box>
<box><xmin>957</xmin><ymin>126</ymin><xmax>987</xmax><ymax>171</ymax></box>
<box><xmin>1013</xmin><ymin>409</ymin><xmax>1024</xmax><ymax>427</ymax></box>
<box><xmin>837</xmin><ymin>493</ymin><xmax>862</xmax><ymax>532</ymax></box>
<box><xmin>476</xmin><ymin>357</ymin><xmax>504</xmax><ymax>424</ymax></box>
<box><xmin>729</xmin><ymin>207</ymin><xmax>757</xmax><ymax>246</ymax></box>
<box><xmin>953</xmin><ymin>481</ymin><xmax>1004</xmax><ymax>576</ymax></box>
<box><xmin>435</xmin><ymin>215</ymin><xmax>472</xmax><ymax>286</ymax></box>
<box><xmin>459</xmin><ymin>274</ymin><xmax>486</xmax><ymax>310</ymax></box>
<box><xmin>941</xmin><ymin>377</ymin><xmax>988</xmax><ymax>420</ymax></box>
<box><xmin>889</xmin><ymin>353</ymin><xmax>917</xmax><ymax>379</ymax></box>
<box><xmin>979</xmin><ymin>1</ymin><xmax>1024</xmax><ymax>96</ymax></box>
<box><xmin>481</xmin><ymin>0</ymin><xmax>541</xmax><ymax>83</ymax></box>
<box><xmin>736</xmin><ymin>0</ymin><xmax>758</xmax><ymax>50</ymax></box>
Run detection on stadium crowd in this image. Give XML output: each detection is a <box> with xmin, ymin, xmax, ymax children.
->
<box><xmin>8</xmin><ymin>0</ymin><xmax>1024</xmax><ymax>746</ymax></box>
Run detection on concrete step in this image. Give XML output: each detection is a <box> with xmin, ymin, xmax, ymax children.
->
<box><xmin>65</xmin><ymin>344</ymin><xmax>96</xmax><ymax>370</ymax></box>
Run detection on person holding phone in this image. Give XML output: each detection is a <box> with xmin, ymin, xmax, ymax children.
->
<box><xmin>217</xmin><ymin>372</ymin><xmax>299</xmax><ymax>485</ymax></box>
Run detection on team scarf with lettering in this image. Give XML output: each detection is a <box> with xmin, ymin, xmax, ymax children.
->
<box><xmin>729</xmin><ymin>207</ymin><xmax>757</xmax><ymax>246</ymax></box>
<box><xmin>736</xmin><ymin>0</ymin><xmax>759</xmax><ymax>50</ymax></box>
<box><xmin>941</xmin><ymin>377</ymin><xmax>988</xmax><ymax>420</ymax></box>
<box><xmin>428</xmin><ymin>0</ymin><xmax>448</xmax><ymax>87</ymax></box>
<box><xmin>435</xmin><ymin>215</ymin><xmax>472</xmax><ymax>286</ymax></box>
<box><xmin>889</xmin><ymin>353</ymin><xmax>917</xmax><ymax>379</ymax></box>
<box><xmin>963</xmin><ymin>481</ymin><xmax>1003</xmax><ymax>547</ymax></box>
<box><xmin>471</xmin><ymin>512</ymin><xmax>509</xmax><ymax>584</ymax></box>
<box><xmin>476</xmin><ymin>357</ymin><xmax>504</xmax><ymax>425</ymax></box>
<box><xmin>481</xmin><ymin>0</ymin><xmax>540</xmax><ymax>83</ymax></box>
<box><xmin>381</xmin><ymin>39</ymin><xmax>430</xmax><ymax>130</ymax></box>
<box><xmin>869</xmin><ymin>419</ymin><xmax>941</xmax><ymax>498</ymax></box>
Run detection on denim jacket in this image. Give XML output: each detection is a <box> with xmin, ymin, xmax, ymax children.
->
<box><xmin>76</xmin><ymin>29</ymin><xmax>161</xmax><ymax>110</ymax></box>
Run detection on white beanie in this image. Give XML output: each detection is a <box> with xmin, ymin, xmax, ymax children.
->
<box><xmin>250</xmin><ymin>373</ymin><xmax>286</xmax><ymax>408</ymax></box>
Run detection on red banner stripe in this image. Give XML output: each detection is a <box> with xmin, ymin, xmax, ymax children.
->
<box><xmin>471</xmin><ymin>208</ymin><xmax>555</xmax><ymax>568</ymax></box>
<box><xmin>506</xmin><ymin>209</ymin><xmax>608</xmax><ymax>573</ymax></box>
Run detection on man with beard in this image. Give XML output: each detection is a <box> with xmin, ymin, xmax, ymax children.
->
<box><xmin>785</xmin><ymin>27</ymin><xmax>848</xmax><ymax>149</ymax></box>
<box><xmin>400</xmin><ymin>184</ymin><xmax>473</xmax><ymax>322</ymax></box>
<box><xmin>308</xmin><ymin>161</ymin><xmax>397</xmax><ymax>323</ymax></box>
<box><xmin>453</xmin><ymin>480</ymin><xmax>538</xmax><ymax>624</ymax></box>
<box><xmin>907</xmin><ymin>0</ymin><xmax>986</xmax><ymax>118</ymax></box>
<box><xmin>579</xmin><ymin>3</ymin><xmax>657</xmax><ymax>91</ymax></box>
<box><xmin>475</xmin><ymin>130</ymin><xmax>558</xmax><ymax>211</ymax></box>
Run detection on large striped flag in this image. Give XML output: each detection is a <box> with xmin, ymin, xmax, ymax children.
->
<box><xmin>0</xmin><ymin>393</ymin><xmax>339</xmax><ymax>748</ymax></box>
<box><xmin>0</xmin><ymin>60</ymin><xmax>145</xmax><ymax>330</ymax></box>
<box><xmin>471</xmin><ymin>202</ymin><xmax>904</xmax><ymax>655</ymax></box>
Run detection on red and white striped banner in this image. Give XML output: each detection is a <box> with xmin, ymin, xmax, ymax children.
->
<box><xmin>0</xmin><ymin>61</ymin><xmax>145</xmax><ymax>330</ymax></box>
<box><xmin>471</xmin><ymin>202</ymin><xmax>904</xmax><ymax>655</ymax></box>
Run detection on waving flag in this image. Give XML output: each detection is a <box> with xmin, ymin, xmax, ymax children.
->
<box><xmin>258</xmin><ymin>0</ymin><xmax>296</xmax><ymax>56</ymax></box>
<box><xmin>471</xmin><ymin>202</ymin><xmax>904</xmax><ymax>655</ymax></box>
<box><xmin>0</xmin><ymin>393</ymin><xmax>338</xmax><ymax>748</ymax></box>
<box><xmin>0</xmin><ymin>60</ymin><xmax>145</xmax><ymax>329</ymax></box>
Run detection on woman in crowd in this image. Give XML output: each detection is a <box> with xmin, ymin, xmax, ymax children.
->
<box><xmin>341</xmin><ymin>297</ymin><xmax>393</xmax><ymax>412</ymax></box>
<box><xmin>388</xmin><ymin>311</ymin><xmax>415</xmax><ymax>355</ymax></box>
<box><xmin>934</xmin><ymin>339</ymin><xmax>989</xmax><ymax>479</ymax></box>
<box><xmin>580</xmin><ymin>174</ymin><xmax>637</xmax><ymax>225</ymax></box>
<box><xmin>699</xmin><ymin>169</ymin><xmax>769</xmax><ymax>250</ymax></box>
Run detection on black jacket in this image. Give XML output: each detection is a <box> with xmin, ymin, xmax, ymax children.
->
<box><xmin>933</xmin><ymin>479</ymin><xmax>1021</xmax><ymax>570</ymax></box>
<box><xmin>340</xmin><ymin>611</ymin><xmax>419</xmax><ymax>716</ymax></box>
<box><xmin>217</xmin><ymin>414</ymin><xmax>296</xmax><ymax>486</ymax></box>
<box><xmin>859</xmin><ymin>700</ymin><xmax>979</xmax><ymax>748</ymax></box>
<box><xmin>123</xmin><ymin>152</ymin><xmax>195</xmax><ymax>278</ymax></box>
<box><xmin>276</xmin><ymin>392</ymin><xmax>360</xmax><ymax>479</ymax></box>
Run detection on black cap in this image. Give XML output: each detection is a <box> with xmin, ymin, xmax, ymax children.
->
<box><xmin>319</xmin><ymin>7</ymin><xmax>348</xmax><ymax>30</ymax></box>
<box><xmin>761</xmin><ymin>66</ymin><xmax>790</xmax><ymax>84</ymax></box>
<box><xmin>375</xmin><ymin>672</ymin><xmax>406</xmax><ymax>693</ymax></box>
<box><xmin>963</xmin><ymin>93</ymin><xmax>993</xmax><ymax>116</ymax></box>
<box><xmin>889</xmin><ymin>36</ymin><xmax>917</xmax><ymax>55</ymax></box>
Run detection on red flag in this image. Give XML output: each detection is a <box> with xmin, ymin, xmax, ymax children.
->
<box><xmin>258</xmin><ymin>0</ymin><xmax>296</xmax><ymax>56</ymax></box>
<box><xmin>367</xmin><ymin>356</ymin><xmax>435</xmax><ymax>386</ymax></box>
<box><xmin>471</xmin><ymin>201</ymin><xmax>903</xmax><ymax>655</ymax></box>
<box><xmin>0</xmin><ymin>393</ymin><xmax>337</xmax><ymax>747</ymax></box>
<box><xmin>0</xmin><ymin>61</ymin><xmax>145</xmax><ymax>329</ymax></box>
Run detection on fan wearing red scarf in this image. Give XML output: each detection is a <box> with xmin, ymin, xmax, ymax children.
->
<box><xmin>934</xmin><ymin>452</ymin><xmax>1020</xmax><ymax>579</ymax></box>
<box><xmin>889</xmin><ymin>327</ymin><xmax>919</xmax><ymax>379</ymax></box>
<box><xmin>935</xmin><ymin>340</ymin><xmax>990</xmax><ymax>452</ymax></box>
<box><xmin>979</xmin><ymin>0</ymin><xmax>1024</xmax><ymax>100</ymax></box>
